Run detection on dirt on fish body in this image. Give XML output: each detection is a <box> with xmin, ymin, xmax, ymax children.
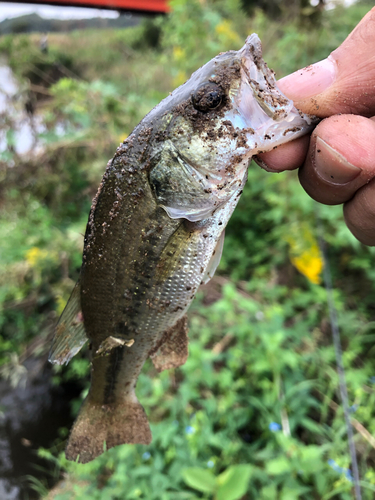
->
<box><xmin>49</xmin><ymin>34</ymin><xmax>318</xmax><ymax>463</ymax></box>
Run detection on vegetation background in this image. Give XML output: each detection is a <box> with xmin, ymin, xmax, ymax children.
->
<box><xmin>1</xmin><ymin>0</ymin><xmax>375</xmax><ymax>498</ymax></box>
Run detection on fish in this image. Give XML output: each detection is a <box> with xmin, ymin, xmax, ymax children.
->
<box><xmin>49</xmin><ymin>34</ymin><xmax>317</xmax><ymax>464</ymax></box>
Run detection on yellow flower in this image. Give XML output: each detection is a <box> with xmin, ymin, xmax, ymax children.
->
<box><xmin>173</xmin><ymin>71</ymin><xmax>188</xmax><ymax>88</ymax></box>
<box><xmin>290</xmin><ymin>248</ymin><xmax>322</xmax><ymax>285</ymax></box>
<box><xmin>25</xmin><ymin>247</ymin><xmax>48</xmax><ymax>267</ymax></box>
<box><xmin>173</xmin><ymin>46</ymin><xmax>185</xmax><ymax>62</ymax></box>
<box><xmin>118</xmin><ymin>133</ymin><xmax>128</xmax><ymax>144</ymax></box>
<box><xmin>286</xmin><ymin>225</ymin><xmax>323</xmax><ymax>285</ymax></box>
<box><xmin>215</xmin><ymin>20</ymin><xmax>241</xmax><ymax>46</ymax></box>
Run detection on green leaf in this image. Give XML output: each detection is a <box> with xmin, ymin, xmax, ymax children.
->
<box><xmin>260</xmin><ymin>484</ymin><xmax>278</xmax><ymax>499</ymax></box>
<box><xmin>216</xmin><ymin>465</ymin><xmax>252</xmax><ymax>500</ymax></box>
<box><xmin>182</xmin><ymin>467</ymin><xmax>216</xmax><ymax>494</ymax></box>
<box><xmin>280</xmin><ymin>478</ymin><xmax>311</xmax><ymax>500</ymax></box>
<box><xmin>265</xmin><ymin>456</ymin><xmax>291</xmax><ymax>476</ymax></box>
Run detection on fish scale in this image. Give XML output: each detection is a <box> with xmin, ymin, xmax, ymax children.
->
<box><xmin>49</xmin><ymin>34</ymin><xmax>318</xmax><ymax>463</ymax></box>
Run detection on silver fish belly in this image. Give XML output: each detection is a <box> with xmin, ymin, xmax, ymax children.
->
<box><xmin>49</xmin><ymin>34</ymin><xmax>317</xmax><ymax>463</ymax></box>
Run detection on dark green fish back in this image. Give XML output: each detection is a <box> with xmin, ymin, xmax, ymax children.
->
<box><xmin>81</xmin><ymin>139</ymin><xmax>181</xmax><ymax>346</ymax></box>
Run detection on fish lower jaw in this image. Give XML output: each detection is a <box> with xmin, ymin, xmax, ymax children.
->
<box><xmin>247</xmin><ymin>114</ymin><xmax>317</xmax><ymax>155</ymax></box>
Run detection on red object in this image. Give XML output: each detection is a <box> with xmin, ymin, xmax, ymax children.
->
<box><xmin>5</xmin><ymin>0</ymin><xmax>170</xmax><ymax>13</ymax></box>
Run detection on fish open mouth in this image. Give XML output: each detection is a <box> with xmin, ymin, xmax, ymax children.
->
<box><xmin>233</xmin><ymin>33</ymin><xmax>319</xmax><ymax>154</ymax></box>
<box><xmin>239</xmin><ymin>34</ymin><xmax>294</xmax><ymax>122</ymax></box>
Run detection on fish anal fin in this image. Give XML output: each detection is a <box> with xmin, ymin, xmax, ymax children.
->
<box><xmin>65</xmin><ymin>394</ymin><xmax>152</xmax><ymax>464</ymax></box>
<box><xmin>49</xmin><ymin>280</ymin><xmax>88</xmax><ymax>365</ymax></box>
<box><xmin>150</xmin><ymin>315</ymin><xmax>189</xmax><ymax>372</ymax></box>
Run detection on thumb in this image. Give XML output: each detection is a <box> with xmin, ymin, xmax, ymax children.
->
<box><xmin>278</xmin><ymin>7</ymin><xmax>375</xmax><ymax>117</ymax></box>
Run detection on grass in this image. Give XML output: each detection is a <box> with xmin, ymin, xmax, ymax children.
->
<box><xmin>1</xmin><ymin>1</ymin><xmax>375</xmax><ymax>498</ymax></box>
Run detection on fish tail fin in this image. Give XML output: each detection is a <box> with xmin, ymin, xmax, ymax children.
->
<box><xmin>65</xmin><ymin>395</ymin><xmax>152</xmax><ymax>464</ymax></box>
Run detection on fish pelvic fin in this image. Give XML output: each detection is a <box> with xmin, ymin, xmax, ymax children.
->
<box><xmin>49</xmin><ymin>280</ymin><xmax>88</xmax><ymax>365</ymax></box>
<box><xmin>65</xmin><ymin>394</ymin><xmax>152</xmax><ymax>464</ymax></box>
<box><xmin>150</xmin><ymin>315</ymin><xmax>189</xmax><ymax>372</ymax></box>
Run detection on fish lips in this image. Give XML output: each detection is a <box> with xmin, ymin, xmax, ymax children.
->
<box><xmin>233</xmin><ymin>34</ymin><xmax>319</xmax><ymax>155</ymax></box>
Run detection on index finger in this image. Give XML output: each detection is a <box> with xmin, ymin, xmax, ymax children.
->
<box><xmin>281</xmin><ymin>7</ymin><xmax>375</xmax><ymax>117</ymax></box>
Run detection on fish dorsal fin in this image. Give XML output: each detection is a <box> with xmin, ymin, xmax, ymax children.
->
<box><xmin>150</xmin><ymin>315</ymin><xmax>189</xmax><ymax>372</ymax></box>
<box><xmin>49</xmin><ymin>280</ymin><xmax>88</xmax><ymax>365</ymax></box>
<box><xmin>202</xmin><ymin>230</ymin><xmax>225</xmax><ymax>285</ymax></box>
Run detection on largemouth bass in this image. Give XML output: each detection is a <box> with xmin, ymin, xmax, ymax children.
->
<box><xmin>49</xmin><ymin>34</ymin><xmax>317</xmax><ymax>463</ymax></box>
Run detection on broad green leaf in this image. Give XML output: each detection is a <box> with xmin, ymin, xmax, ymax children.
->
<box><xmin>261</xmin><ymin>484</ymin><xmax>278</xmax><ymax>499</ymax></box>
<box><xmin>280</xmin><ymin>478</ymin><xmax>311</xmax><ymax>500</ymax></box>
<box><xmin>265</xmin><ymin>457</ymin><xmax>291</xmax><ymax>476</ymax></box>
<box><xmin>216</xmin><ymin>465</ymin><xmax>252</xmax><ymax>500</ymax></box>
<box><xmin>182</xmin><ymin>467</ymin><xmax>216</xmax><ymax>494</ymax></box>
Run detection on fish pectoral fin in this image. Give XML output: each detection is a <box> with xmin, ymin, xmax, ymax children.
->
<box><xmin>150</xmin><ymin>315</ymin><xmax>189</xmax><ymax>372</ymax></box>
<box><xmin>49</xmin><ymin>280</ymin><xmax>88</xmax><ymax>365</ymax></box>
<box><xmin>202</xmin><ymin>230</ymin><xmax>225</xmax><ymax>285</ymax></box>
<box><xmin>65</xmin><ymin>393</ymin><xmax>152</xmax><ymax>464</ymax></box>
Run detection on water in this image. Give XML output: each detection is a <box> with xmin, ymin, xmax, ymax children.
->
<box><xmin>0</xmin><ymin>61</ymin><xmax>81</xmax><ymax>499</ymax></box>
<box><xmin>0</xmin><ymin>356</ymin><xmax>81</xmax><ymax>499</ymax></box>
<box><xmin>0</xmin><ymin>63</ymin><xmax>43</xmax><ymax>156</ymax></box>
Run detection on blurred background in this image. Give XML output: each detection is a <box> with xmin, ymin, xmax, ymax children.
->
<box><xmin>1</xmin><ymin>0</ymin><xmax>375</xmax><ymax>498</ymax></box>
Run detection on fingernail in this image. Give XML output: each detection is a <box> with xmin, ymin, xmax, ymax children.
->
<box><xmin>278</xmin><ymin>57</ymin><xmax>337</xmax><ymax>100</ymax></box>
<box><xmin>253</xmin><ymin>155</ymin><xmax>279</xmax><ymax>173</ymax></box>
<box><xmin>315</xmin><ymin>137</ymin><xmax>362</xmax><ymax>184</ymax></box>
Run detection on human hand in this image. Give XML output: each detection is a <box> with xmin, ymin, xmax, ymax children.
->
<box><xmin>257</xmin><ymin>7</ymin><xmax>375</xmax><ymax>245</ymax></box>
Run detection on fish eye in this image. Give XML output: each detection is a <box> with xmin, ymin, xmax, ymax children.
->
<box><xmin>192</xmin><ymin>83</ymin><xmax>224</xmax><ymax>112</ymax></box>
